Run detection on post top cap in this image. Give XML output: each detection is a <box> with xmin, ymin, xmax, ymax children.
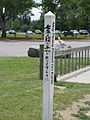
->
<box><xmin>45</xmin><ymin>11</ymin><xmax>55</xmax><ymax>17</ymax></box>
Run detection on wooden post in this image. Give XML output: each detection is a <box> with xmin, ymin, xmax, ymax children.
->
<box><xmin>42</xmin><ymin>11</ymin><xmax>55</xmax><ymax>120</ymax></box>
<box><xmin>40</xmin><ymin>44</ymin><xmax>44</xmax><ymax>80</ymax></box>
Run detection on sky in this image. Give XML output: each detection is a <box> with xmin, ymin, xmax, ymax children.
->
<box><xmin>31</xmin><ymin>7</ymin><xmax>42</xmax><ymax>21</ymax></box>
<box><xmin>31</xmin><ymin>0</ymin><xmax>42</xmax><ymax>21</ymax></box>
<box><xmin>34</xmin><ymin>0</ymin><xmax>41</xmax><ymax>3</ymax></box>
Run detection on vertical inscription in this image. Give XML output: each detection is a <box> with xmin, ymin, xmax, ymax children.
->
<box><xmin>44</xmin><ymin>22</ymin><xmax>55</xmax><ymax>84</ymax></box>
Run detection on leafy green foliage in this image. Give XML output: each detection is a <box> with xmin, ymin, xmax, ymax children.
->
<box><xmin>0</xmin><ymin>0</ymin><xmax>35</xmax><ymax>37</ymax></box>
<box><xmin>41</xmin><ymin>0</ymin><xmax>90</xmax><ymax>30</ymax></box>
<box><xmin>0</xmin><ymin>0</ymin><xmax>35</xmax><ymax>17</ymax></box>
<box><xmin>12</xmin><ymin>19</ymin><xmax>21</xmax><ymax>30</ymax></box>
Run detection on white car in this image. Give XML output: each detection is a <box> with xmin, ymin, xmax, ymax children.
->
<box><xmin>27</xmin><ymin>31</ymin><xmax>33</xmax><ymax>34</ymax></box>
<box><xmin>35</xmin><ymin>29</ymin><xmax>42</xmax><ymax>34</ymax></box>
<box><xmin>55</xmin><ymin>30</ymin><xmax>61</xmax><ymax>34</ymax></box>
<box><xmin>70</xmin><ymin>30</ymin><xmax>79</xmax><ymax>35</ymax></box>
<box><xmin>9</xmin><ymin>30</ymin><xmax>16</xmax><ymax>34</ymax></box>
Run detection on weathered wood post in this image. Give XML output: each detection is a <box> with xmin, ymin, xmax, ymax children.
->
<box><xmin>42</xmin><ymin>11</ymin><xmax>55</xmax><ymax>120</ymax></box>
<box><xmin>40</xmin><ymin>44</ymin><xmax>44</xmax><ymax>80</ymax></box>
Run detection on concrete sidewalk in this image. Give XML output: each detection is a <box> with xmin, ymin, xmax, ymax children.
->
<box><xmin>57</xmin><ymin>66</ymin><xmax>90</xmax><ymax>83</ymax></box>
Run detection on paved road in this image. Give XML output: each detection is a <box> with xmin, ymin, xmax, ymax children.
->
<box><xmin>0</xmin><ymin>40</ymin><xmax>43</xmax><ymax>56</ymax></box>
<box><xmin>0</xmin><ymin>39</ymin><xmax>90</xmax><ymax>56</ymax></box>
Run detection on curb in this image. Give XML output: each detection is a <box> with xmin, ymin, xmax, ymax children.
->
<box><xmin>0</xmin><ymin>37</ymin><xmax>90</xmax><ymax>41</ymax></box>
<box><xmin>0</xmin><ymin>37</ymin><xmax>43</xmax><ymax>41</ymax></box>
<box><xmin>61</xmin><ymin>37</ymin><xmax>90</xmax><ymax>40</ymax></box>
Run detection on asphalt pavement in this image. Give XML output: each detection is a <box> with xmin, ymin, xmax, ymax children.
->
<box><xmin>0</xmin><ymin>40</ymin><xmax>43</xmax><ymax>56</ymax></box>
<box><xmin>0</xmin><ymin>39</ymin><xmax>90</xmax><ymax>57</ymax></box>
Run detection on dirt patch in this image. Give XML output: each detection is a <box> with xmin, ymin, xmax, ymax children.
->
<box><xmin>57</xmin><ymin>94</ymin><xmax>90</xmax><ymax>120</ymax></box>
<box><xmin>54</xmin><ymin>85</ymin><xmax>66</xmax><ymax>93</ymax></box>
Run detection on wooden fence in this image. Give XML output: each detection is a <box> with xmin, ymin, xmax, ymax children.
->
<box><xmin>40</xmin><ymin>45</ymin><xmax>90</xmax><ymax>80</ymax></box>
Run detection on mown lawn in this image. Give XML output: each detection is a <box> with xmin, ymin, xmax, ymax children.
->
<box><xmin>0</xmin><ymin>57</ymin><xmax>90</xmax><ymax>120</ymax></box>
<box><xmin>0</xmin><ymin>33</ymin><xmax>43</xmax><ymax>39</ymax></box>
<box><xmin>0</xmin><ymin>57</ymin><xmax>43</xmax><ymax>120</ymax></box>
<box><xmin>61</xmin><ymin>34</ymin><xmax>90</xmax><ymax>39</ymax></box>
<box><xmin>0</xmin><ymin>33</ymin><xmax>90</xmax><ymax>39</ymax></box>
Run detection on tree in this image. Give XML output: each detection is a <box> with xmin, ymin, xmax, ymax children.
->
<box><xmin>41</xmin><ymin>0</ymin><xmax>70</xmax><ymax>30</ymax></box>
<box><xmin>12</xmin><ymin>19</ymin><xmax>21</xmax><ymax>31</ymax></box>
<box><xmin>0</xmin><ymin>0</ymin><xmax>35</xmax><ymax>37</ymax></box>
<box><xmin>79</xmin><ymin>0</ymin><xmax>90</xmax><ymax>29</ymax></box>
<box><xmin>41</xmin><ymin>0</ymin><xmax>90</xmax><ymax>30</ymax></box>
<box><xmin>21</xmin><ymin>24</ymin><xmax>29</xmax><ymax>32</ymax></box>
<box><xmin>42</xmin><ymin>0</ymin><xmax>59</xmax><ymax>13</ymax></box>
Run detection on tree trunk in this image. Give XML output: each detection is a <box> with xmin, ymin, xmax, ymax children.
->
<box><xmin>1</xmin><ymin>14</ymin><xmax>6</xmax><ymax>37</ymax></box>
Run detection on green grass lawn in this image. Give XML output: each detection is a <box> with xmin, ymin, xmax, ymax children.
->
<box><xmin>0</xmin><ymin>57</ymin><xmax>43</xmax><ymax>120</ymax></box>
<box><xmin>0</xmin><ymin>33</ymin><xmax>43</xmax><ymax>39</ymax></box>
<box><xmin>0</xmin><ymin>33</ymin><xmax>90</xmax><ymax>39</ymax></box>
<box><xmin>61</xmin><ymin>34</ymin><xmax>90</xmax><ymax>39</ymax></box>
<box><xmin>0</xmin><ymin>57</ymin><xmax>90</xmax><ymax>120</ymax></box>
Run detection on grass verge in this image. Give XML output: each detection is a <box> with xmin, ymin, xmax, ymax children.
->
<box><xmin>0</xmin><ymin>57</ymin><xmax>90</xmax><ymax>120</ymax></box>
<box><xmin>0</xmin><ymin>33</ymin><xmax>90</xmax><ymax>39</ymax></box>
<box><xmin>0</xmin><ymin>57</ymin><xmax>43</xmax><ymax>120</ymax></box>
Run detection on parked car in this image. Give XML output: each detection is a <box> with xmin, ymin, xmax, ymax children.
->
<box><xmin>35</xmin><ymin>29</ymin><xmax>42</xmax><ymax>34</ymax></box>
<box><xmin>79</xmin><ymin>30</ymin><xmax>89</xmax><ymax>35</ymax></box>
<box><xmin>55</xmin><ymin>30</ymin><xmax>61</xmax><ymax>34</ymax></box>
<box><xmin>27</xmin><ymin>31</ymin><xmax>33</xmax><ymax>34</ymax></box>
<box><xmin>26</xmin><ymin>31</ymin><xmax>33</xmax><ymax>37</ymax></box>
<box><xmin>9</xmin><ymin>30</ymin><xmax>16</xmax><ymax>34</ymax></box>
<box><xmin>55</xmin><ymin>30</ymin><xmax>61</xmax><ymax>39</ymax></box>
<box><xmin>62</xmin><ymin>31</ymin><xmax>74</xmax><ymax>37</ymax></box>
<box><xmin>87</xmin><ymin>29</ymin><xmax>90</xmax><ymax>34</ymax></box>
<box><xmin>61</xmin><ymin>31</ymin><xmax>68</xmax><ymax>34</ymax></box>
<box><xmin>70</xmin><ymin>30</ymin><xmax>79</xmax><ymax>36</ymax></box>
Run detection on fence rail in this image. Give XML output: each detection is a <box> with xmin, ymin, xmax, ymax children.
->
<box><xmin>40</xmin><ymin>45</ymin><xmax>90</xmax><ymax>80</ymax></box>
<box><xmin>55</xmin><ymin>46</ymin><xmax>90</xmax><ymax>77</ymax></box>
